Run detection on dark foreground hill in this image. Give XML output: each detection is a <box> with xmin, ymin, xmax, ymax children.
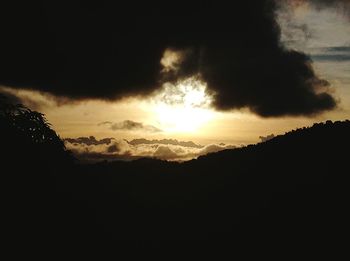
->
<box><xmin>1</xmin><ymin>99</ymin><xmax>350</xmax><ymax>251</ymax></box>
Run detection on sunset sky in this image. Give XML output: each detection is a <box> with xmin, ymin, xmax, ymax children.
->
<box><xmin>1</xmin><ymin>1</ymin><xmax>349</xmax><ymax>160</ymax></box>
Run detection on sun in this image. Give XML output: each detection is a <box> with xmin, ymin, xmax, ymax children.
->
<box><xmin>152</xmin><ymin>77</ymin><xmax>215</xmax><ymax>133</ymax></box>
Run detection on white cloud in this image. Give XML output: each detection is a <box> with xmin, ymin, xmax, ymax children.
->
<box><xmin>65</xmin><ymin>137</ymin><xmax>237</xmax><ymax>162</ymax></box>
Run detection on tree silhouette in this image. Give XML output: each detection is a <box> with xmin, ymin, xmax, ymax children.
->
<box><xmin>0</xmin><ymin>95</ymin><xmax>72</xmax><ymax>165</ymax></box>
<box><xmin>2</xmin><ymin>95</ymin><xmax>78</xmax><ymax>249</ymax></box>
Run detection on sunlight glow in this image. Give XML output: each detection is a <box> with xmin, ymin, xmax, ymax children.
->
<box><xmin>152</xmin><ymin>77</ymin><xmax>215</xmax><ymax>133</ymax></box>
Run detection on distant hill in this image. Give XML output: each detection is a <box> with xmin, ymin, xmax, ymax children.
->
<box><xmin>62</xmin><ymin>120</ymin><xmax>350</xmax><ymax>244</ymax></box>
<box><xmin>2</xmin><ymin>100</ymin><xmax>349</xmax><ymax>250</ymax></box>
<box><xmin>90</xmin><ymin>121</ymin><xmax>350</xmax><ymax>240</ymax></box>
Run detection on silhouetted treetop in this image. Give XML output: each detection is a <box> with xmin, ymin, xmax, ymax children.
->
<box><xmin>0</xmin><ymin>95</ymin><xmax>71</xmax><ymax>163</ymax></box>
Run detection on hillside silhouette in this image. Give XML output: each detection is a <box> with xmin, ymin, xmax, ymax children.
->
<box><xmin>2</xmin><ymin>97</ymin><xmax>349</xmax><ymax>250</ymax></box>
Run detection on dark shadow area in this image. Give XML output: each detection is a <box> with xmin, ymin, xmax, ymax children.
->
<box><xmin>1</xmin><ymin>96</ymin><xmax>349</xmax><ymax>251</ymax></box>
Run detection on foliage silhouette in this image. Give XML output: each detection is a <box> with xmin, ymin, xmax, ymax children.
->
<box><xmin>0</xmin><ymin>95</ymin><xmax>72</xmax><ymax>165</ymax></box>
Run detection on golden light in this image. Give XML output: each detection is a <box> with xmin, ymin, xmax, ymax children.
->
<box><xmin>152</xmin><ymin>77</ymin><xmax>215</xmax><ymax>133</ymax></box>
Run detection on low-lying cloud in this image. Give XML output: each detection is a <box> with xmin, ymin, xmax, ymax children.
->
<box><xmin>64</xmin><ymin>136</ymin><xmax>236</xmax><ymax>162</ymax></box>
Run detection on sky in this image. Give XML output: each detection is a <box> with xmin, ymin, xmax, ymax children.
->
<box><xmin>1</xmin><ymin>0</ymin><xmax>349</xmax><ymax>161</ymax></box>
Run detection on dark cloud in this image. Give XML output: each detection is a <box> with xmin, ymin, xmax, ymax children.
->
<box><xmin>100</xmin><ymin>120</ymin><xmax>162</xmax><ymax>133</ymax></box>
<box><xmin>0</xmin><ymin>1</ymin><xmax>343</xmax><ymax>117</ymax></box>
<box><xmin>311</xmin><ymin>45</ymin><xmax>350</xmax><ymax>62</ymax></box>
<box><xmin>326</xmin><ymin>46</ymin><xmax>350</xmax><ymax>52</ymax></box>
<box><xmin>98</xmin><ymin>121</ymin><xmax>113</xmax><ymax>126</ymax></box>
<box><xmin>64</xmin><ymin>136</ymin><xmax>114</xmax><ymax>146</ymax></box>
<box><xmin>312</xmin><ymin>54</ymin><xmax>350</xmax><ymax>62</ymax></box>
<box><xmin>106</xmin><ymin>144</ymin><xmax>120</xmax><ymax>153</ymax></box>
<box><xmin>128</xmin><ymin>138</ymin><xmax>203</xmax><ymax>149</ymax></box>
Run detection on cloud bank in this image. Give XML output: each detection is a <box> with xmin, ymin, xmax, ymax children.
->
<box><xmin>1</xmin><ymin>1</ymin><xmax>346</xmax><ymax>117</ymax></box>
<box><xmin>64</xmin><ymin>136</ymin><xmax>236</xmax><ymax>162</ymax></box>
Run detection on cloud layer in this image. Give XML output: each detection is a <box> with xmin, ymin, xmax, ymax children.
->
<box><xmin>1</xmin><ymin>1</ymin><xmax>346</xmax><ymax>116</ymax></box>
<box><xmin>65</xmin><ymin>136</ymin><xmax>236</xmax><ymax>162</ymax></box>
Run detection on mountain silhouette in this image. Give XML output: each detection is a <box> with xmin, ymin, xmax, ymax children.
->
<box><xmin>1</xmin><ymin>97</ymin><xmax>349</xmax><ymax>251</ymax></box>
